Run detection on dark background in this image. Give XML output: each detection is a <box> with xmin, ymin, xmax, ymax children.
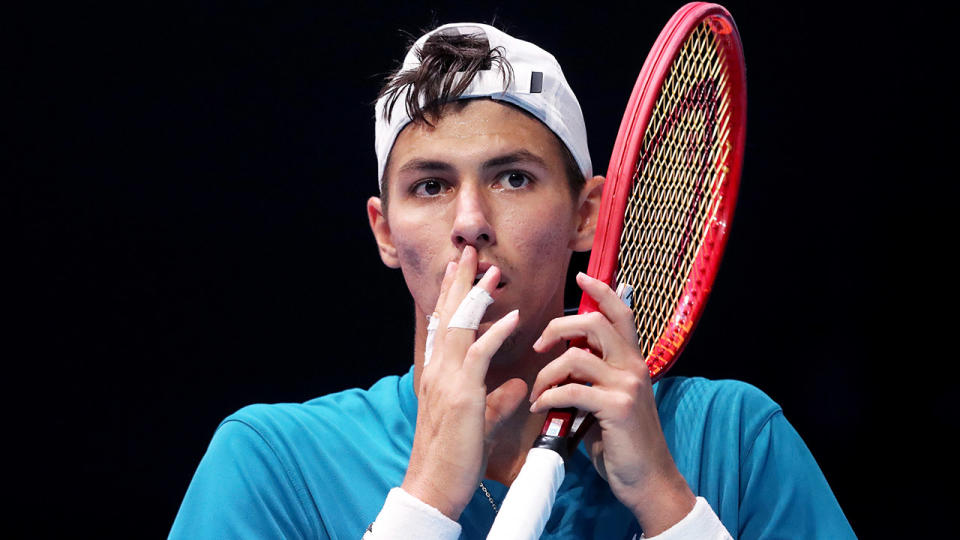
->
<box><xmin>11</xmin><ymin>0</ymin><xmax>949</xmax><ymax>537</ymax></box>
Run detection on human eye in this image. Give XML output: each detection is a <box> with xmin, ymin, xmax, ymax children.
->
<box><xmin>493</xmin><ymin>171</ymin><xmax>533</xmax><ymax>191</ymax></box>
<box><xmin>411</xmin><ymin>178</ymin><xmax>448</xmax><ymax>198</ymax></box>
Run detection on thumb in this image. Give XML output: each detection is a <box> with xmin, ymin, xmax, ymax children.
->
<box><xmin>582</xmin><ymin>423</ymin><xmax>608</xmax><ymax>481</ymax></box>
<box><xmin>484</xmin><ymin>378</ymin><xmax>528</xmax><ymax>440</ymax></box>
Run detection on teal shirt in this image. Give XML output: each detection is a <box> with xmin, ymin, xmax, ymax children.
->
<box><xmin>170</xmin><ymin>368</ymin><xmax>854</xmax><ymax>539</ymax></box>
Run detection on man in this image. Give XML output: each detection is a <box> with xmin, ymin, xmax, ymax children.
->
<box><xmin>171</xmin><ymin>23</ymin><xmax>854</xmax><ymax>539</ymax></box>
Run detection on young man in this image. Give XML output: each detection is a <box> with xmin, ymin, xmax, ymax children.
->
<box><xmin>171</xmin><ymin>23</ymin><xmax>854</xmax><ymax>539</ymax></box>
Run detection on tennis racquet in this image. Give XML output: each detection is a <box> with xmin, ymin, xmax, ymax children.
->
<box><xmin>487</xmin><ymin>3</ymin><xmax>747</xmax><ymax>538</ymax></box>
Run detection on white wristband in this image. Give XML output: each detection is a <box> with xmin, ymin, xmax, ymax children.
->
<box><xmin>638</xmin><ymin>496</ymin><xmax>732</xmax><ymax>540</ymax></box>
<box><xmin>362</xmin><ymin>488</ymin><xmax>461</xmax><ymax>540</ymax></box>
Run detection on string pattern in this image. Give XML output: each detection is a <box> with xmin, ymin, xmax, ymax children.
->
<box><xmin>616</xmin><ymin>21</ymin><xmax>733</xmax><ymax>374</ymax></box>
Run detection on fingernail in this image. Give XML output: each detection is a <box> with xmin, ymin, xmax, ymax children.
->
<box><xmin>533</xmin><ymin>336</ymin><xmax>543</xmax><ymax>349</ymax></box>
<box><xmin>529</xmin><ymin>401</ymin><xmax>538</xmax><ymax>412</ymax></box>
<box><xmin>577</xmin><ymin>272</ymin><xmax>590</xmax><ymax>281</ymax></box>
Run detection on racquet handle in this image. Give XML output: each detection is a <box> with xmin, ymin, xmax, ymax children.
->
<box><xmin>486</xmin><ymin>448</ymin><xmax>565</xmax><ymax>540</ymax></box>
<box><xmin>536</xmin><ymin>337</ymin><xmax>597</xmax><ymax>450</ymax></box>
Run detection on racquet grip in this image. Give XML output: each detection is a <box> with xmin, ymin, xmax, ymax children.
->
<box><xmin>486</xmin><ymin>447</ymin><xmax>565</xmax><ymax>540</ymax></box>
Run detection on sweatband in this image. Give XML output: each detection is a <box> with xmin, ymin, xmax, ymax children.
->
<box><xmin>362</xmin><ymin>487</ymin><xmax>461</xmax><ymax>540</ymax></box>
<box><xmin>637</xmin><ymin>497</ymin><xmax>732</xmax><ymax>540</ymax></box>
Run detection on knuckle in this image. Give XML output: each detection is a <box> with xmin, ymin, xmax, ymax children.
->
<box><xmin>564</xmin><ymin>350</ymin><xmax>588</xmax><ymax>375</ymax></box>
<box><xmin>611</xmin><ymin>392</ymin><xmax>635</xmax><ymax>417</ymax></box>
<box><xmin>542</xmin><ymin>317</ymin><xmax>560</xmax><ymax>335</ymax></box>
<box><xmin>615</xmin><ymin>302</ymin><xmax>633</xmax><ymax>319</ymax></box>
<box><xmin>622</xmin><ymin>373</ymin><xmax>644</xmax><ymax>394</ymax></box>
<box><xmin>464</xmin><ymin>344</ymin><xmax>484</xmax><ymax>363</ymax></box>
<box><xmin>587</xmin><ymin>311</ymin><xmax>606</xmax><ymax>326</ymax></box>
<box><xmin>568</xmin><ymin>384</ymin><xmax>587</xmax><ymax>401</ymax></box>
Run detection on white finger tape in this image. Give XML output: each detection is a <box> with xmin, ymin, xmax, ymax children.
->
<box><xmin>448</xmin><ymin>287</ymin><xmax>494</xmax><ymax>330</ymax></box>
<box><xmin>424</xmin><ymin>314</ymin><xmax>439</xmax><ymax>367</ymax></box>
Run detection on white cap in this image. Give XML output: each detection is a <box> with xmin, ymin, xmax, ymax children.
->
<box><xmin>374</xmin><ymin>23</ymin><xmax>592</xmax><ymax>190</ymax></box>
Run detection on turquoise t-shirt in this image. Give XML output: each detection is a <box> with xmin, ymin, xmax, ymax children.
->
<box><xmin>170</xmin><ymin>367</ymin><xmax>854</xmax><ymax>539</ymax></box>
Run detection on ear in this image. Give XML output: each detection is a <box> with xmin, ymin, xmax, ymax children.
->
<box><xmin>570</xmin><ymin>175</ymin><xmax>605</xmax><ymax>252</ymax></box>
<box><xmin>367</xmin><ymin>196</ymin><xmax>401</xmax><ymax>268</ymax></box>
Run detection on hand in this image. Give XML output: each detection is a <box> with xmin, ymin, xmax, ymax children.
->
<box><xmin>528</xmin><ymin>272</ymin><xmax>695</xmax><ymax>536</ymax></box>
<box><xmin>401</xmin><ymin>246</ymin><xmax>529</xmax><ymax>520</ymax></box>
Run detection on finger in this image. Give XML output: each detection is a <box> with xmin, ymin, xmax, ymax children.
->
<box><xmin>474</xmin><ymin>264</ymin><xmax>501</xmax><ymax>297</ymax></box>
<box><xmin>444</xmin><ymin>268</ymin><xmax>501</xmax><ymax>363</ymax></box>
<box><xmin>434</xmin><ymin>260</ymin><xmax>458</xmax><ymax>314</ymax></box>
<box><xmin>484</xmin><ymin>377</ymin><xmax>528</xmax><ymax>441</ymax></box>
<box><xmin>463</xmin><ymin>309</ymin><xmax>518</xmax><ymax>381</ymax></box>
<box><xmin>442</xmin><ymin>245</ymin><xmax>478</xmax><ymax>318</ymax></box>
<box><xmin>427</xmin><ymin>261</ymin><xmax>458</xmax><ymax>362</ymax></box>
<box><xmin>529</xmin><ymin>347</ymin><xmax>621</xmax><ymax>402</ymax></box>
<box><xmin>529</xmin><ymin>382</ymin><xmax>608</xmax><ymax>415</ymax></box>
<box><xmin>576</xmin><ymin>272</ymin><xmax>637</xmax><ymax>343</ymax></box>
<box><xmin>533</xmin><ymin>312</ymin><xmax>623</xmax><ymax>361</ymax></box>
<box><xmin>447</xmin><ymin>267</ymin><xmax>499</xmax><ymax>335</ymax></box>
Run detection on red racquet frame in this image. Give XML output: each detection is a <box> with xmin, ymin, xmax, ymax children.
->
<box><xmin>539</xmin><ymin>2</ymin><xmax>746</xmax><ymax>441</ymax></box>
<box><xmin>582</xmin><ymin>1</ymin><xmax>746</xmax><ymax>380</ymax></box>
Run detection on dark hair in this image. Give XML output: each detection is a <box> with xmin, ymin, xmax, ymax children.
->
<box><xmin>377</xmin><ymin>28</ymin><xmax>586</xmax><ymax>210</ymax></box>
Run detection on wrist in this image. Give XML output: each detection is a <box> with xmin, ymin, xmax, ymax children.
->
<box><xmin>626</xmin><ymin>470</ymin><xmax>696</xmax><ymax>537</ymax></box>
<box><xmin>400</xmin><ymin>476</ymin><xmax>466</xmax><ymax>521</ymax></box>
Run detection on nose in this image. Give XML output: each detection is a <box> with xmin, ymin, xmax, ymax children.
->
<box><xmin>450</xmin><ymin>182</ymin><xmax>495</xmax><ymax>250</ymax></box>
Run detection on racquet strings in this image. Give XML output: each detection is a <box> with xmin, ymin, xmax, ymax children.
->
<box><xmin>616</xmin><ymin>21</ymin><xmax>733</xmax><ymax>376</ymax></box>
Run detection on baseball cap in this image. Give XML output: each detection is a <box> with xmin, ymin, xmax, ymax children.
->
<box><xmin>374</xmin><ymin>22</ymin><xmax>592</xmax><ymax>190</ymax></box>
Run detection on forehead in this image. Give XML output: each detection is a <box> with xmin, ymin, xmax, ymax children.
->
<box><xmin>385</xmin><ymin>99</ymin><xmax>567</xmax><ymax>184</ymax></box>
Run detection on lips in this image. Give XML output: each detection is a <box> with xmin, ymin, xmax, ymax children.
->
<box><xmin>474</xmin><ymin>262</ymin><xmax>507</xmax><ymax>289</ymax></box>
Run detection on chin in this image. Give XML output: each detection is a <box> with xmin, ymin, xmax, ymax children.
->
<box><xmin>481</xmin><ymin>324</ymin><xmax>523</xmax><ymax>366</ymax></box>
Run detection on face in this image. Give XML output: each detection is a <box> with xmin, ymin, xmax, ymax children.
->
<box><xmin>368</xmin><ymin>100</ymin><xmax>598</xmax><ymax>358</ymax></box>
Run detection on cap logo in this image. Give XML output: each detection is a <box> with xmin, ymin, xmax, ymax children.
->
<box><xmin>530</xmin><ymin>71</ymin><xmax>543</xmax><ymax>93</ymax></box>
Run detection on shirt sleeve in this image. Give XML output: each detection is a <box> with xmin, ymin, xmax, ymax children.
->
<box><xmin>169</xmin><ymin>419</ymin><xmax>323</xmax><ymax>539</ymax></box>
<box><xmin>737</xmin><ymin>412</ymin><xmax>856</xmax><ymax>539</ymax></box>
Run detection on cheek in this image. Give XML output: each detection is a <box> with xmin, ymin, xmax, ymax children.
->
<box><xmin>391</xmin><ymin>219</ymin><xmax>444</xmax><ymax>309</ymax></box>
<box><xmin>509</xmin><ymin>205</ymin><xmax>574</xmax><ymax>265</ymax></box>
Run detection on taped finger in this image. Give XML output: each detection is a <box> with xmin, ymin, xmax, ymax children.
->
<box><xmin>448</xmin><ymin>286</ymin><xmax>495</xmax><ymax>330</ymax></box>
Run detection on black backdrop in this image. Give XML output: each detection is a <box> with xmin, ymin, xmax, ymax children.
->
<box><xmin>11</xmin><ymin>1</ymin><xmax>951</xmax><ymax>537</ymax></box>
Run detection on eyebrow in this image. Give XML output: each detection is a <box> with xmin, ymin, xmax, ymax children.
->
<box><xmin>396</xmin><ymin>149</ymin><xmax>549</xmax><ymax>175</ymax></box>
<box><xmin>480</xmin><ymin>149</ymin><xmax>548</xmax><ymax>171</ymax></box>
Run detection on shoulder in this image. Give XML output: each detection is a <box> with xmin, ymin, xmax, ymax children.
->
<box><xmin>652</xmin><ymin>376</ymin><xmax>786</xmax><ymax>474</ymax></box>
<box><xmin>219</xmin><ymin>370</ymin><xmax>416</xmax><ymax>453</ymax></box>
<box><xmin>654</xmin><ymin>377</ymin><xmax>855</xmax><ymax>538</ymax></box>
<box><xmin>171</xmin><ymin>371</ymin><xmax>416</xmax><ymax>538</ymax></box>
<box><xmin>654</xmin><ymin>377</ymin><xmax>782</xmax><ymax>434</ymax></box>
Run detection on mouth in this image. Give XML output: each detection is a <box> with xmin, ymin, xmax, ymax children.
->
<box><xmin>474</xmin><ymin>263</ymin><xmax>507</xmax><ymax>290</ymax></box>
<box><xmin>473</xmin><ymin>275</ymin><xmax>506</xmax><ymax>289</ymax></box>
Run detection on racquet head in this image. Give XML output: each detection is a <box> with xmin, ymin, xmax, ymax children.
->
<box><xmin>489</xmin><ymin>6</ymin><xmax>747</xmax><ymax>539</ymax></box>
<box><xmin>582</xmin><ymin>1</ymin><xmax>747</xmax><ymax>382</ymax></box>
